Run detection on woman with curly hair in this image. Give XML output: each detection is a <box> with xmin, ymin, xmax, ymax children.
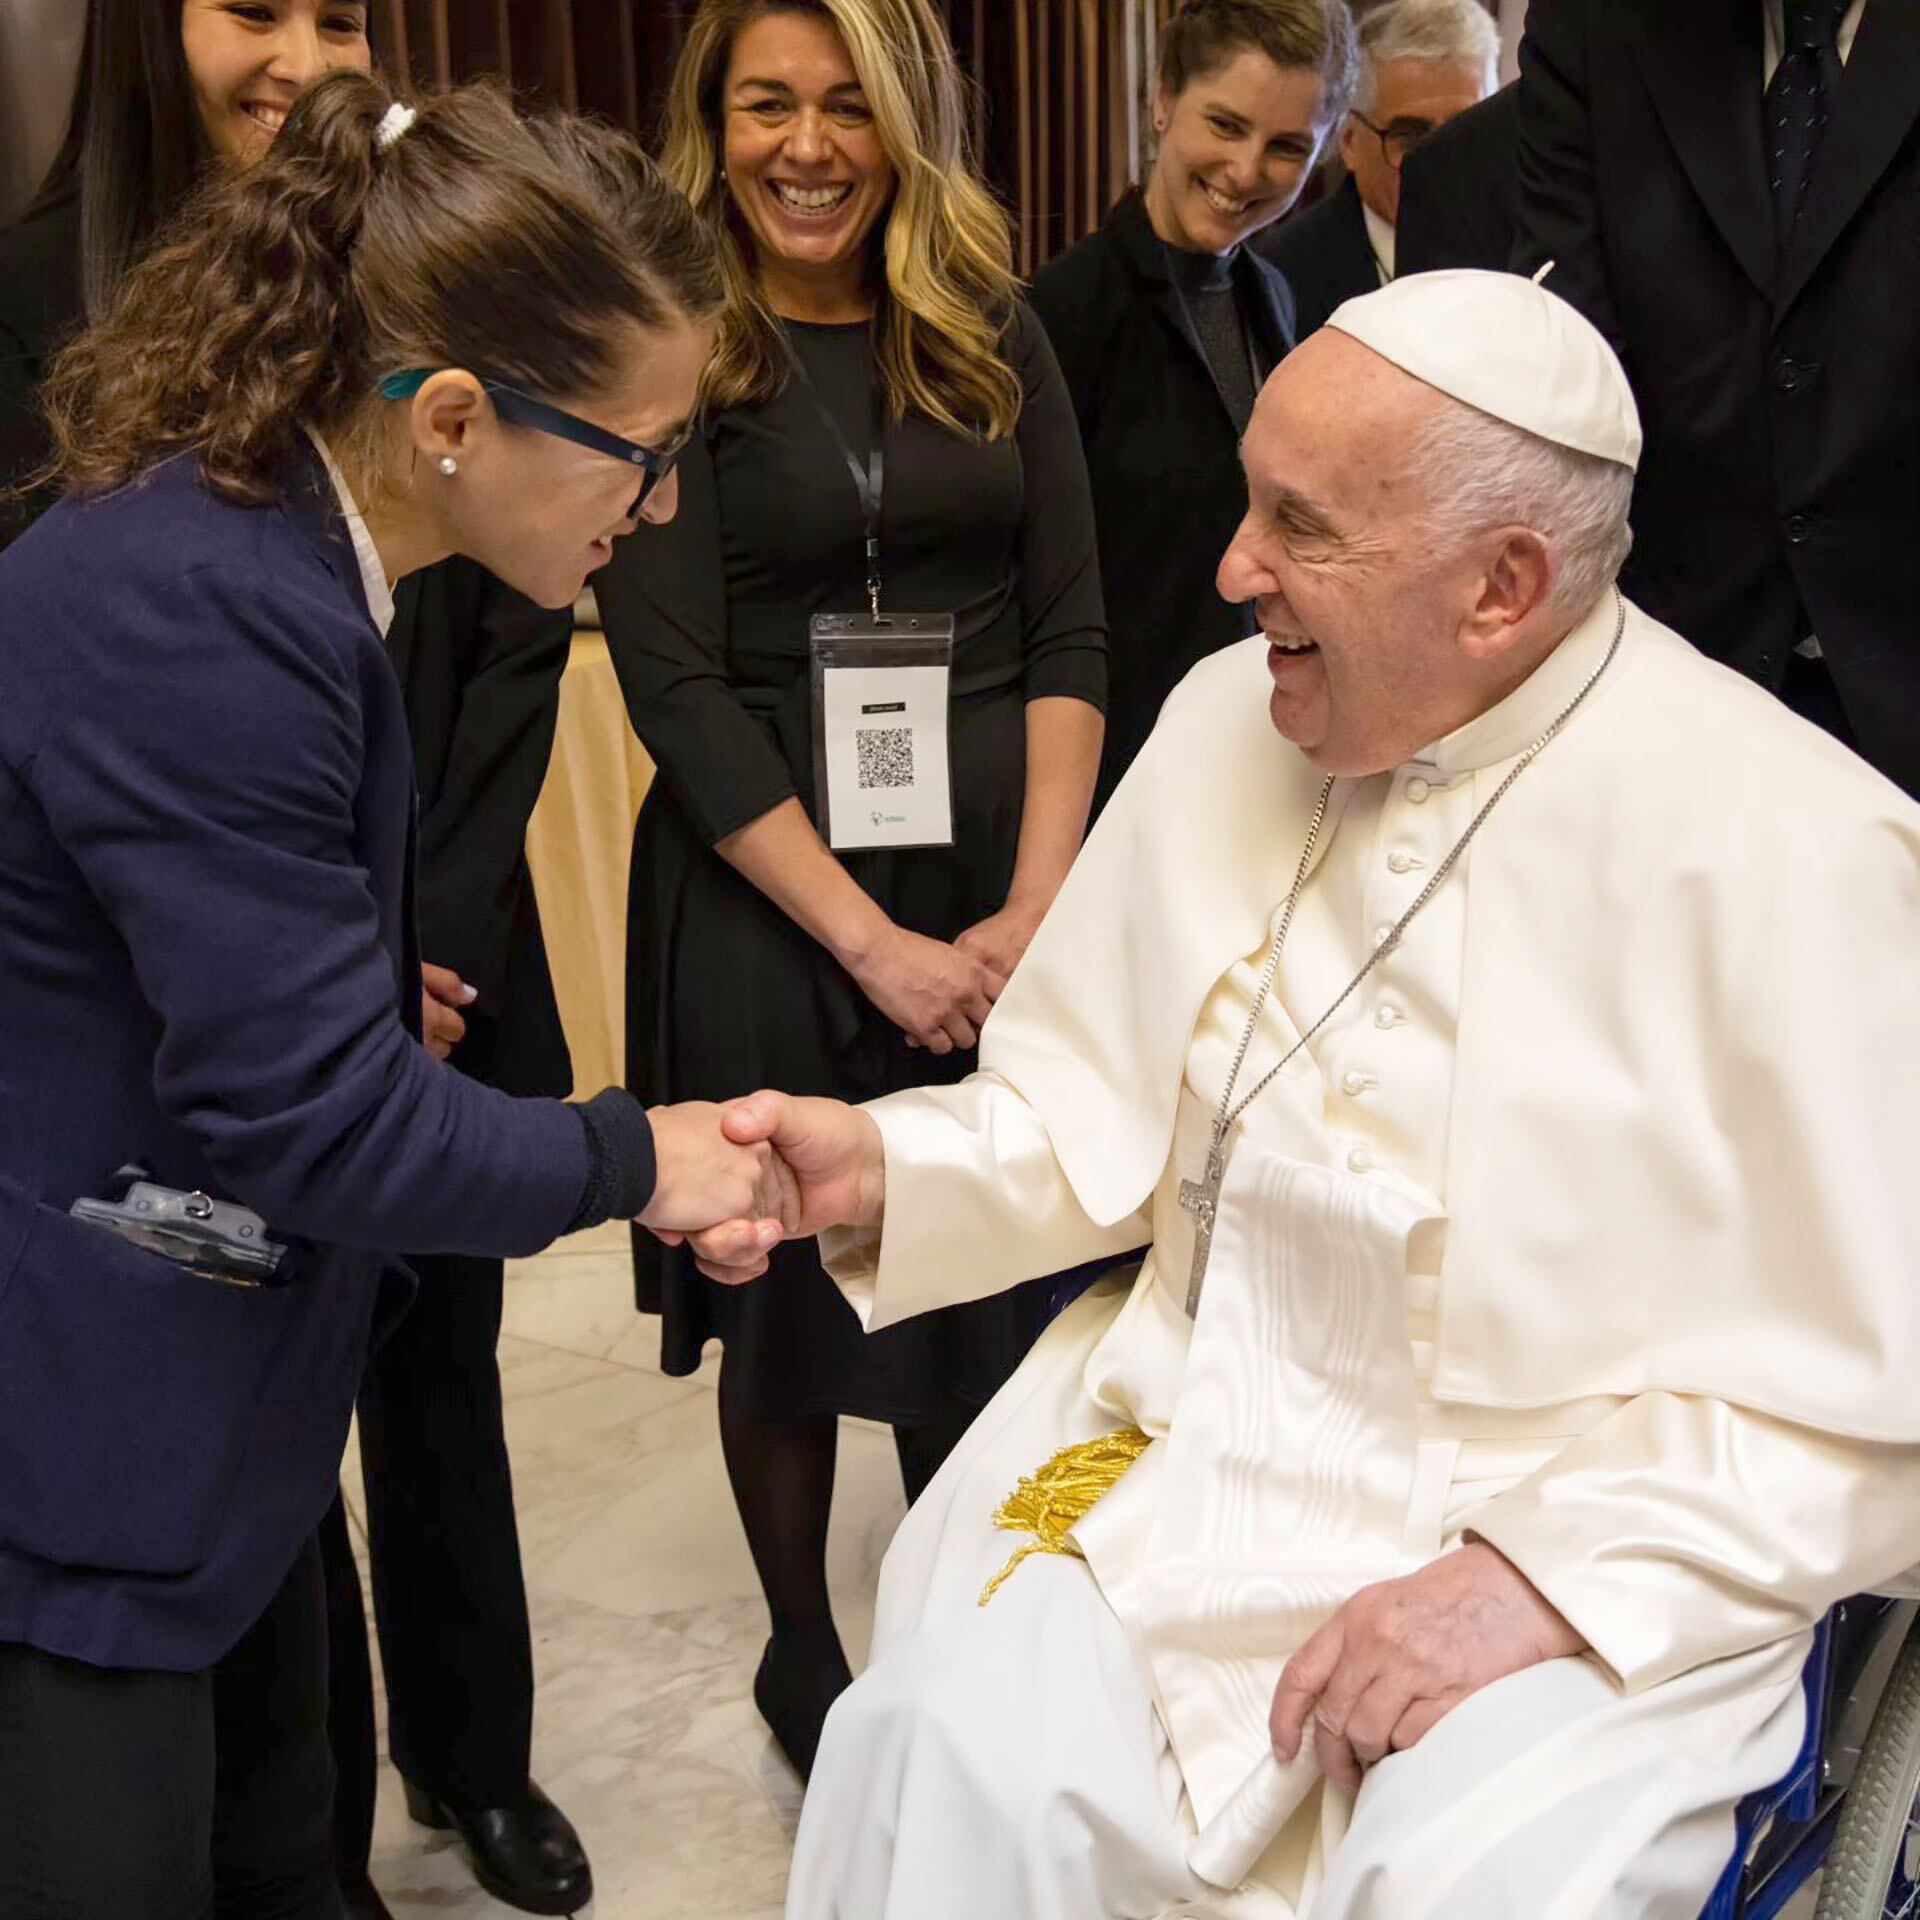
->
<box><xmin>598</xmin><ymin>0</ymin><xmax>1108</xmax><ymax>1779</ymax></box>
<box><xmin>0</xmin><ymin>73</ymin><xmax>752</xmax><ymax>1916</ymax></box>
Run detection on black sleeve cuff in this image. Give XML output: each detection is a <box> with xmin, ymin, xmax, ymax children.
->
<box><xmin>1023</xmin><ymin>652</ymin><xmax>1109</xmax><ymax>712</ymax></box>
<box><xmin>566</xmin><ymin>1089</ymin><xmax>657</xmax><ymax>1233</ymax></box>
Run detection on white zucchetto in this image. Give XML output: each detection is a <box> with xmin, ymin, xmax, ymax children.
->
<box><xmin>1325</xmin><ymin>268</ymin><xmax>1643</xmax><ymax>472</ymax></box>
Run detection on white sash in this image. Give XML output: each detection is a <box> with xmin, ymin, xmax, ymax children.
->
<box><xmin>1132</xmin><ymin>1139</ymin><xmax>1443</xmax><ymax>1887</ymax></box>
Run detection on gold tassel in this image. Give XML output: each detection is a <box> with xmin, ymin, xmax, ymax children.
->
<box><xmin>977</xmin><ymin>1426</ymin><xmax>1153</xmax><ymax>1607</ymax></box>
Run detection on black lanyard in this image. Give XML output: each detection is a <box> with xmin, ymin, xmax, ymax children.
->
<box><xmin>787</xmin><ymin>335</ymin><xmax>887</xmax><ymax>618</ymax></box>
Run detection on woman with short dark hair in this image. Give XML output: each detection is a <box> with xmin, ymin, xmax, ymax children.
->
<box><xmin>1031</xmin><ymin>0</ymin><xmax>1357</xmax><ymax>809</ymax></box>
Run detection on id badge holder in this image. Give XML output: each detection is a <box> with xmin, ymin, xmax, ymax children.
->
<box><xmin>809</xmin><ymin>611</ymin><xmax>957</xmax><ymax>851</ymax></box>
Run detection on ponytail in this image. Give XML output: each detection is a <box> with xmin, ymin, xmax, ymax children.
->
<box><xmin>40</xmin><ymin>73</ymin><xmax>724</xmax><ymax>508</ymax></box>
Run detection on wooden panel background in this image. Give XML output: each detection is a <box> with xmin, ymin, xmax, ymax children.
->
<box><xmin>371</xmin><ymin>0</ymin><xmax>1179</xmax><ymax>271</ymax></box>
<box><xmin>372</xmin><ymin>1</ymin><xmax>1494</xmax><ymax>273</ymax></box>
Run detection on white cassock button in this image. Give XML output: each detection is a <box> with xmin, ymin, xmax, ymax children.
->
<box><xmin>1387</xmin><ymin>850</ymin><xmax>1420</xmax><ymax>874</ymax></box>
<box><xmin>1375</xmin><ymin>1005</ymin><xmax>1401</xmax><ymax>1029</ymax></box>
<box><xmin>1347</xmin><ymin>1146</ymin><xmax>1374</xmax><ymax>1173</ymax></box>
<box><xmin>1405</xmin><ymin>777</ymin><xmax>1432</xmax><ymax>804</ymax></box>
<box><xmin>1342</xmin><ymin>1070</ymin><xmax>1368</xmax><ymax>1096</ymax></box>
<box><xmin>1373</xmin><ymin>925</ymin><xmax>1393</xmax><ymax>949</ymax></box>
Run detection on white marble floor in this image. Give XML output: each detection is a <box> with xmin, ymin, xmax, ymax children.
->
<box><xmin>341</xmin><ymin>1222</ymin><xmax>906</xmax><ymax>1920</ymax></box>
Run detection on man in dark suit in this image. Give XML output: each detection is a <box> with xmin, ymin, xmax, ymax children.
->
<box><xmin>1259</xmin><ymin>0</ymin><xmax>1499</xmax><ymax>332</ymax></box>
<box><xmin>1515</xmin><ymin>0</ymin><xmax>1920</xmax><ymax>792</ymax></box>
<box><xmin>325</xmin><ymin>561</ymin><xmax>592</xmax><ymax>1919</ymax></box>
<box><xmin>1397</xmin><ymin>80</ymin><xmax>1520</xmax><ymax>274</ymax></box>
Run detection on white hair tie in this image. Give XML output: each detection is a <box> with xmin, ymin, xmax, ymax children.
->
<box><xmin>375</xmin><ymin>103</ymin><xmax>418</xmax><ymax>153</ymax></box>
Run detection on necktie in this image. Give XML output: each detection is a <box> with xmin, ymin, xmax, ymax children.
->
<box><xmin>1765</xmin><ymin>0</ymin><xmax>1850</xmax><ymax>241</ymax></box>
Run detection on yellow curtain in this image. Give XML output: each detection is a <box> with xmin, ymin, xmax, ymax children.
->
<box><xmin>524</xmin><ymin>632</ymin><xmax>653</xmax><ymax>1099</ymax></box>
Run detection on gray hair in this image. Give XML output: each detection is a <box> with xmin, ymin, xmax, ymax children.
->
<box><xmin>1352</xmin><ymin>0</ymin><xmax>1501</xmax><ymax>117</ymax></box>
<box><xmin>1409</xmin><ymin>400</ymin><xmax>1635</xmax><ymax>619</ymax></box>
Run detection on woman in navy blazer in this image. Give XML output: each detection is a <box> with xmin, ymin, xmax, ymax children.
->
<box><xmin>0</xmin><ymin>72</ymin><xmax>760</xmax><ymax>1917</ymax></box>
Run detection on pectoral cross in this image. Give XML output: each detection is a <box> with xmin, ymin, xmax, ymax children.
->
<box><xmin>1178</xmin><ymin>1136</ymin><xmax>1228</xmax><ymax>1318</ymax></box>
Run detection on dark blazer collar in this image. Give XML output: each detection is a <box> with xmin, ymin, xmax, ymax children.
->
<box><xmin>1236</xmin><ymin>234</ymin><xmax>1300</xmax><ymax>363</ymax></box>
<box><xmin>1102</xmin><ymin>186</ymin><xmax>1297</xmax><ymax>392</ymax></box>
<box><xmin>1627</xmin><ymin>0</ymin><xmax>1920</xmax><ymax>314</ymax></box>
<box><xmin>1628</xmin><ymin>0</ymin><xmax>1778</xmax><ymax>298</ymax></box>
<box><xmin>1780</xmin><ymin>0</ymin><xmax>1920</xmax><ymax>311</ymax></box>
<box><xmin>1326</xmin><ymin>175</ymin><xmax>1382</xmax><ymax>282</ymax></box>
<box><xmin>273</xmin><ymin>435</ymin><xmax>378</xmax><ymax>631</ymax></box>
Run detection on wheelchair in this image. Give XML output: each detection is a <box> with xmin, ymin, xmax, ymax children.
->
<box><xmin>1708</xmin><ymin>1597</ymin><xmax>1920</xmax><ymax>1920</ymax></box>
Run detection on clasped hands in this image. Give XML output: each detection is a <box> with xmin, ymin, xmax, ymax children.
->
<box><xmin>635</xmin><ymin>1092</ymin><xmax>883</xmax><ymax>1271</ymax></box>
<box><xmin>848</xmin><ymin>904</ymin><xmax>1044</xmax><ymax>1058</ymax></box>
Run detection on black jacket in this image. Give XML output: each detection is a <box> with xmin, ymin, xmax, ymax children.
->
<box><xmin>388</xmin><ymin>562</ymin><xmax>574</xmax><ymax>1101</ymax></box>
<box><xmin>1398</xmin><ymin>84</ymin><xmax>1520</xmax><ymax>276</ymax></box>
<box><xmin>1515</xmin><ymin>0</ymin><xmax>1920</xmax><ymax>795</ymax></box>
<box><xmin>0</xmin><ymin>180</ymin><xmax>82</xmax><ymax>552</ymax></box>
<box><xmin>1031</xmin><ymin>189</ymin><xmax>1297</xmax><ymax>804</ymax></box>
<box><xmin>1254</xmin><ymin>176</ymin><xmax>1379</xmax><ymax>337</ymax></box>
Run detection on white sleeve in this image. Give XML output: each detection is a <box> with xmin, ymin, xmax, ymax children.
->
<box><xmin>820</xmin><ymin>1071</ymin><xmax>1152</xmax><ymax>1333</ymax></box>
<box><xmin>1470</xmin><ymin>1389</ymin><xmax>1920</xmax><ymax>1691</ymax></box>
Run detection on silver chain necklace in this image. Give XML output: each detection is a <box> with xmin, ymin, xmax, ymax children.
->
<box><xmin>1178</xmin><ymin>590</ymin><xmax>1627</xmax><ymax>1315</ymax></box>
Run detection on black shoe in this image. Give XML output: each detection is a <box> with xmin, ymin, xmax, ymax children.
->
<box><xmin>753</xmin><ymin>1633</ymin><xmax>854</xmax><ymax>1782</ymax></box>
<box><xmin>402</xmin><ymin>1777</ymin><xmax>593</xmax><ymax>1917</ymax></box>
<box><xmin>338</xmin><ymin>1877</ymin><xmax>395</xmax><ymax>1920</ymax></box>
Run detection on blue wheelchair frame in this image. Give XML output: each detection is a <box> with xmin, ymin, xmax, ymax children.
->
<box><xmin>1707</xmin><ymin>1597</ymin><xmax>1915</xmax><ymax>1920</ymax></box>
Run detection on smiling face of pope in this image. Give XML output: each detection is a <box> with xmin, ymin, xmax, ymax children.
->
<box><xmin>1216</xmin><ymin>328</ymin><xmax>1571</xmax><ymax>780</ymax></box>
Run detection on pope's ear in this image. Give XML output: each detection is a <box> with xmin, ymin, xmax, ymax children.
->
<box><xmin>1459</xmin><ymin>527</ymin><xmax>1554</xmax><ymax>662</ymax></box>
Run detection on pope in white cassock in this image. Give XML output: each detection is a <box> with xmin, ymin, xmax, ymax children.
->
<box><xmin>679</xmin><ymin>270</ymin><xmax>1920</xmax><ymax>1919</ymax></box>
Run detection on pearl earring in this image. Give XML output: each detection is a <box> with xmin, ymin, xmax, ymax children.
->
<box><xmin>438</xmin><ymin>456</ymin><xmax>458</xmax><ymax>477</ymax></box>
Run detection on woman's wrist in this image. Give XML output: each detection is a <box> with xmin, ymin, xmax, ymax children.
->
<box><xmin>1002</xmin><ymin>873</ymin><xmax>1066</xmax><ymax>921</ymax></box>
<box><xmin>829</xmin><ymin>904</ymin><xmax>896</xmax><ymax>976</ymax></box>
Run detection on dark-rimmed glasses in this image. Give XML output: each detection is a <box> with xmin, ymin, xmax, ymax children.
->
<box><xmin>378</xmin><ymin>369</ymin><xmax>696</xmax><ymax>510</ymax></box>
<box><xmin>1349</xmin><ymin>112</ymin><xmax>1439</xmax><ymax>170</ymax></box>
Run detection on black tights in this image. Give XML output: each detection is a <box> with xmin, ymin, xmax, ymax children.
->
<box><xmin>717</xmin><ymin>1353</ymin><xmax>976</xmax><ymax>1660</ymax></box>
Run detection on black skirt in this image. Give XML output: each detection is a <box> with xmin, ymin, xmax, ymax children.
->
<box><xmin>624</xmin><ymin>680</ymin><xmax>1052</xmax><ymax>1426</ymax></box>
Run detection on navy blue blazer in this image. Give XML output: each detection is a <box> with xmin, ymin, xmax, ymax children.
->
<box><xmin>0</xmin><ymin>446</ymin><xmax>598</xmax><ymax>1673</ymax></box>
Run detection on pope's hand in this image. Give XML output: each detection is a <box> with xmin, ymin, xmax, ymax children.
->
<box><xmin>1269</xmin><ymin>1542</ymin><xmax>1588</xmax><ymax>1792</ymax></box>
<box><xmin>637</xmin><ymin>1101</ymin><xmax>783</xmax><ymax>1242</ymax></box>
<box><xmin>653</xmin><ymin>1092</ymin><xmax>886</xmax><ymax>1283</ymax></box>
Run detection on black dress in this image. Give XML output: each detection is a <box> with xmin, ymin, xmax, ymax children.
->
<box><xmin>598</xmin><ymin>302</ymin><xmax>1106</xmax><ymax>1426</ymax></box>
<box><xmin>1030</xmin><ymin>189</ymin><xmax>1296</xmax><ymax>811</ymax></box>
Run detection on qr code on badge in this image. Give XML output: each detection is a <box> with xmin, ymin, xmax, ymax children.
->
<box><xmin>856</xmin><ymin>727</ymin><xmax>916</xmax><ymax>791</ymax></box>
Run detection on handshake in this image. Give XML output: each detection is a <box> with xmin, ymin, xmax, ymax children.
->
<box><xmin>634</xmin><ymin>1094</ymin><xmax>887</xmax><ymax>1281</ymax></box>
